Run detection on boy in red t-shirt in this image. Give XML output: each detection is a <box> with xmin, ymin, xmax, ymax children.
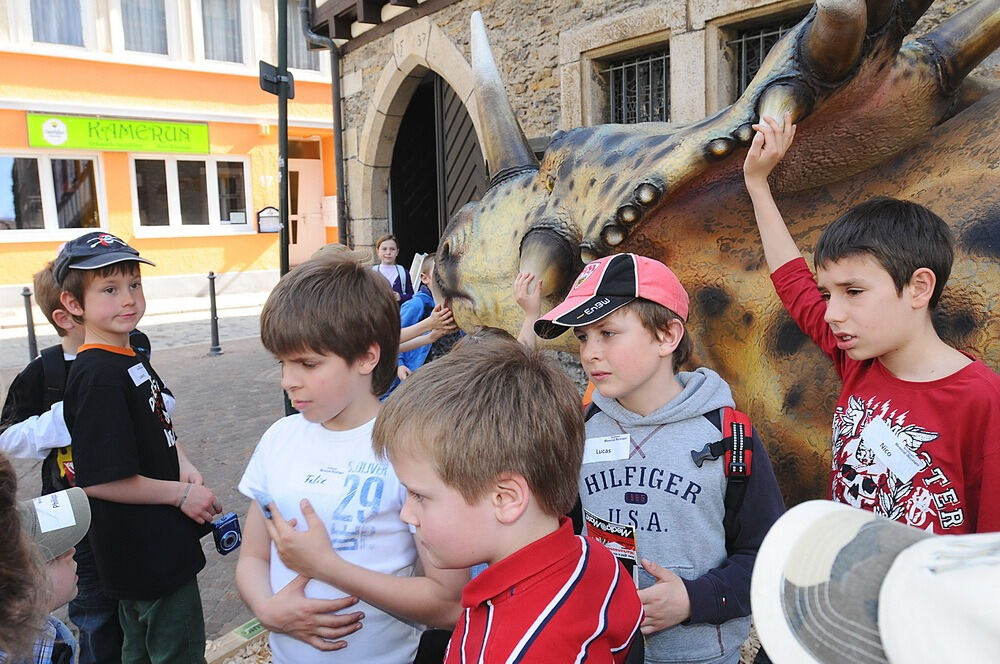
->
<box><xmin>744</xmin><ymin>113</ymin><xmax>1000</xmax><ymax>533</ymax></box>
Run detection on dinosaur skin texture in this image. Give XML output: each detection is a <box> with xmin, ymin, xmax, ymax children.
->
<box><xmin>434</xmin><ymin>0</ymin><xmax>1000</xmax><ymax>505</ymax></box>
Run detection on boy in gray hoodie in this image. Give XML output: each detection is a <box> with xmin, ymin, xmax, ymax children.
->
<box><xmin>534</xmin><ymin>253</ymin><xmax>785</xmax><ymax>664</ymax></box>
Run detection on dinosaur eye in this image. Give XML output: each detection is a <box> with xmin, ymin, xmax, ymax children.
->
<box><xmin>545</xmin><ymin>176</ymin><xmax>555</xmax><ymax>191</ymax></box>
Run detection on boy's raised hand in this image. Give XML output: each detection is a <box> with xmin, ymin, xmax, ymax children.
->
<box><xmin>265</xmin><ymin>499</ymin><xmax>341</xmax><ymax>581</ymax></box>
<box><xmin>514</xmin><ymin>272</ymin><xmax>542</xmax><ymax>319</ymax></box>
<box><xmin>636</xmin><ymin>558</ymin><xmax>691</xmax><ymax>635</ymax></box>
<box><xmin>743</xmin><ymin>112</ymin><xmax>796</xmax><ymax>189</ymax></box>
<box><xmin>262</xmin><ymin>575</ymin><xmax>364</xmax><ymax>651</ymax></box>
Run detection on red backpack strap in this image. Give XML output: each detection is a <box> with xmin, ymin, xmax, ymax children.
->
<box><xmin>721</xmin><ymin>406</ymin><xmax>753</xmax><ymax>480</ymax></box>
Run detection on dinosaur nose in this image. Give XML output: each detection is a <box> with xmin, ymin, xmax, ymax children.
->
<box><xmin>518</xmin><ymin>226</ymin><xmax>581</xmax><ymax>298</ymax></box>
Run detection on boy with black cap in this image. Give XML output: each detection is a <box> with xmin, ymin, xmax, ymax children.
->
<box><xmin>534</xmin><ymin>253</ymin><xmax>786</xmax><ymax>664</ymax></box>
<box><xmin>56</xmin><ymin>232</ymin><xmax>222</xmax><ymax>664</ymax></box>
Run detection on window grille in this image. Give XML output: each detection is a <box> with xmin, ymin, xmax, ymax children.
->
<box><xmin>727</xmin><ymin>19</ymin><xmax>802</xmax><ymax>96</ymax></box>
<box><xmin>602</xmin><ymin>48</ymin><xmax>670</xmax><ymax>124</ymax></box>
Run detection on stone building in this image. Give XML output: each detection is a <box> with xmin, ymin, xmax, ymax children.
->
<box><xmin>311</xmin><ymin>0</ymin><xmax>994</xmax><ymax>266</ymax></box>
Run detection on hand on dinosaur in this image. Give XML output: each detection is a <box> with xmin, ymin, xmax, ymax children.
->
<box><xmin>744</xmin><ymin>112</ymin><xmax>796</xmax><ymax>191</ymax></box>
<box><xmin>513</xmin><ymin>272</ymin><xmax>542</xmax><ymax>319</ymax></box>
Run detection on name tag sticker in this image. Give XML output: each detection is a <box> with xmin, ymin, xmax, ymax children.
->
<box><xmin>32</xmin><ymin>491</ymin><xmax>77</xmax><ymax>533</ymax></box>
<box><xmin>583</xmin><ymin>433</ymin><xmax>631</xmax><ymax>464</ymax></box>
<box><xmin>128</xmin><ymin>363</ymin><xmax>151</xmax><ymax>387</ymax></box>
<box><xmin>860</xmin><ymin>416</ymin><xmax>924</xmax><ymax>482</ymax></box>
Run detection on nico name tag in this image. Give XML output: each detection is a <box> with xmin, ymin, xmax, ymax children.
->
<box><xmin>128</xmin><ymin>363</ymin><xmax>151</xmax><ymax>387</ymax></box>
<box><xmin>583</xmin><ymin>433</ymin><xmax>631</xmax><ymax>464</ymax></box>
<box><xmin>860</xmin><ymin>416</ymin><xmax>924</xmax><ymax>482</ymax></box>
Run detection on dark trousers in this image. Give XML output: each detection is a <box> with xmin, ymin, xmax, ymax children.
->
<box><xmin>67</xmin><ymin>538</ymin><xmax>123</xmax><ymax>664</ymax></box>
<box><xmin>119</xmin><ymin>576</ymin><xmax>206</xmax><ymax>664</ymax></box>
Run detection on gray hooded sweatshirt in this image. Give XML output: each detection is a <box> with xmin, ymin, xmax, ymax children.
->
<box><xmin>581</xmin><ymin>368</ymin><xmax>753</xmax><ymax>664</ymax></box>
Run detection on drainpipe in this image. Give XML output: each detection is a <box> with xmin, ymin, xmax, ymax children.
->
<box><xmin>300</xmin><ymin>1</ymin><xmax>350</xmax><ymax>247</ymax></box>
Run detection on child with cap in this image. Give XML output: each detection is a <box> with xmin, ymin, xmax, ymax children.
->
<box><xmin>0</xmin><ymin>257</ymin><xmax>185</xmax><ymax>664</ymax></box>
<box><xmin>56</xmin><ymin>232</ymin><xmax>222</xmax><ymax>664</ymax></box>
<box><xmin>752</xmin><ymin>500</ymin><xmax>1000</xmax><ymax>664</ymax></box>
<box><xmin>534</xmin><ymin>253</ymin><xmax>786</xmax><ymax>664</ymax></box>
<box><xmin>1</xmin><ymin>451</ymin><xmax>92</xmax><ymax>664</ymax></box>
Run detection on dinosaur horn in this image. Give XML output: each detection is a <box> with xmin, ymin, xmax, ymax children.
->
<box><xmin>802</xmin><ymin>0</ymin><xmax>867</xmax><ymax>83</ymax></box>
<box><xmin>920</xmin><ymin>0</ymin><xmax>1000</xmax><ymax>94</ymax></box>
<box><xmin>471</xmin><ymin>11</ymin><xmax>538</xmax><ymax>184</ymax></box>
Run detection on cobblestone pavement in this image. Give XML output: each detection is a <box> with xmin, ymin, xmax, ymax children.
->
<box><xmin>3</xmin><ymin>317</ymin><xmax>280</xmax><ymax>639</ymax></box>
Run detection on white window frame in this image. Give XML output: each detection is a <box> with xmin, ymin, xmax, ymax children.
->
<box><xmin>190</xmin><ymin>0</ymin><xmax>255</xmax><ymax>68</ymax></box>
<box><xmin>7</xmin><ymin>0</ymin><xmax>99</xmax><ymax>53</ymax></box>
<box><xmin>129</xmin><ymin>154</ymin><xmax>255</xmax><ymax>237</ymax></box>
<box><xmin>108</xmin><ymin>0</ymin><xmax>181</xmax><ymax>61</ymax></box>
<box><xmin>0</xmin><ymin>149</ymin><xmax>108</xmax><ymax>243</ymax></box>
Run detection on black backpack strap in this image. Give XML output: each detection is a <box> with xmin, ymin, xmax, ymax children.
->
<box><xmin>39</xmin><ymin>345</ymin><xmax>67</xmax><ymax>411</ymax></box>
<box><xmin>697</xmin><ymin>406</ymin><xmax>755</xmax><ymax>550</ymax></box>
<box><xmin>583</xmin><ymin>400</ymin><xmax>601</xmax><ymax>422</ymax></box>
<box><xmin>129</xmin><ymin>329</ymin><xmax>152</xmax><ymax>359</ymax></box>
<box><xmin>569</xmin><ymin>400</ymin><xmax>603</xmax><ymax>534</ymax></box>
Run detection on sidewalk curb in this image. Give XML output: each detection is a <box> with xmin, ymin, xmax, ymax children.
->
<box><xmin>206</xmin><ymin>618</ymin><xmax>269</xmax><ymax>664</ymax></box>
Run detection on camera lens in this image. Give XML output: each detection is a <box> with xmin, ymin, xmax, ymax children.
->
<box><xmin>222</xmin><ymin>531</ymin><xmax>239</xmax><ymax>549</ymax></box>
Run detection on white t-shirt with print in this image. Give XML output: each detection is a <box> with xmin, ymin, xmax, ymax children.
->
<box><xmin>238</xmin><ymin>415</ymin><xmax>420</xmax><ymax>664</ymax></box>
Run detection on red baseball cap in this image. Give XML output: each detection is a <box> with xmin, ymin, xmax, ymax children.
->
<box><xmin>534</xmin><ymin>253</ymin><xmax>689</xmax><ymax>339</ymax></box>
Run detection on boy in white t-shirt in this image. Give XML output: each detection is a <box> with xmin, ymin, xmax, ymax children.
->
<box><xmin>235</xmin><ymin>255</ymin><xmax>467</xmax><ymax>663</ymax></box>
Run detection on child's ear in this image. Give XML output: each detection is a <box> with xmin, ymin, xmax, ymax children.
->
<box><xmin>59</xmin><ymin>291</ymin><xmax>84</xmax><ymax>318</ymax></box>
<box><xmin>491</xmin><ymin>472</ymin><xmax>531</xmax><ymax>525</ymax></box>
<box><xmin>655</xmin><ymin>319</ymin><xmax>685</xmax><ymax>357</ymax></box>
<box><xmin>355</xmin><ymin>342</ymin><xmax>381</xmax><ymax>376</ymax></box>
<box><xmin>51</xmin><ymin>308</ymin><xmax>76</xmax><ymax>333</ymax></box>
<box><xmin>907</xmin><ymin>267</ymin><xmax>937</xmax><ymax>309</ymax></box>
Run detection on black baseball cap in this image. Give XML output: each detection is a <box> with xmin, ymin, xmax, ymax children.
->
<box><xmin>54</xmin><ymin>232</ymin><xmax>155</xmax><ymax>285</ymax></box>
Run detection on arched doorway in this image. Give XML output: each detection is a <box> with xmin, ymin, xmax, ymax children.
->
<box><xmin>389</xmin><ymin>71</ymin><xmax>486</xmax><ymax>270</ymax></box>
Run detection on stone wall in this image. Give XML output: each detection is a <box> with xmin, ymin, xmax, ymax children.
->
<box><xmin>337</xmin><ymin>0</ymin><xmax>995</xmax><ymax>249</ymax></box>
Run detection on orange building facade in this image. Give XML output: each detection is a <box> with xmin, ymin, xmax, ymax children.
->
<box><xmin>0</xmin><ymin>0</ymin><xmax>338</xmax><ymax>304</ymax></box>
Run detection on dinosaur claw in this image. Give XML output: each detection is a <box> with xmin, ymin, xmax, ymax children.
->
<box><xmin>803</xmin><ymin>0</ymin><xmax>868</xmax><ymax>83</ymax></box>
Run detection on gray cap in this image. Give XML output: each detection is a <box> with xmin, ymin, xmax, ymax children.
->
<box><xmin>17</xmin><ymin>487</ymin><xmax>91</xmax><ymax>562</ymax></box>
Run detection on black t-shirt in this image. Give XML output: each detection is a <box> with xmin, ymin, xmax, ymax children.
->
<box><xmin>64</xmin><ymin>344</ymin><xmax>205</xmax><ymax>600</ymax></box>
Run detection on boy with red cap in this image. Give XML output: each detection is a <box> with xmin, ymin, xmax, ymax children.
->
<box><xmin>533</xmin><ymin>253</ymin><xmax>786</xmax><ymax>664</ymax></box>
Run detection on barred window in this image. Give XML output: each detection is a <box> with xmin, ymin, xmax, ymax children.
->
<box><xmin>727</xmin><ymin>18</ymin><xmax>802</xmax><ymax>96</ymax></box>
<box><xmin>602</xmin><ymin>48</ymin><xmax>670</xmax><ymax>124</ymax></box>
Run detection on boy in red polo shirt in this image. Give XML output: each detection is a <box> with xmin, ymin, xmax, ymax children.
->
<box><xmin>267</xmin><ymin>331</ymin><xmax>643</xmax><ymax>662</ymax></box>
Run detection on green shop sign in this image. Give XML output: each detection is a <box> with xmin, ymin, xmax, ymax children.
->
<box><xmin>27</xmin><ymin>114</ymin><xmax>209</xmax><ymax>153</ymax></box>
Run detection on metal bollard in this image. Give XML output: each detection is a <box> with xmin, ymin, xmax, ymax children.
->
<box><xmin>207</xmin><ymin>272</ymin><xmax>223</xmax><ymax>356</ymax></box>
<box><xmin>23</xmin><ymin>287</ymin><xmax>38</xmax><ymax>360</ymax></box>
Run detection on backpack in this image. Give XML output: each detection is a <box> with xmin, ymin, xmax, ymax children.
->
<box><xmin>575</xmin><ymin>402</ymin><xmax>754</xmax><ymax>551</ymax></box>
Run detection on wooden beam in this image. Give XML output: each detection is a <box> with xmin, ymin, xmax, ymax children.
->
<box><xmin>389</xmin><ymin>0</ymin><xmax>419</xmax><ymax>6</ymax></box>
<box><xmin>341</xmin><ymin>0</ymin><xmax>460</xmax><ymax>54</ymax></box>
<box><xmin>356</xmin><ymin>0</ymin><xmax>382</xmax><ymax>24</ymax></box>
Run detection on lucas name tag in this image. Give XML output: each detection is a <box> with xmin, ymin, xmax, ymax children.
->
<box><xmin>860</xmin><ymin>416</ymin><xmax>924</xmax><ymax>482</ymax></box>
<box><xmin>583</xmin><ymin>433</ymin><xmax>631</xmax><ymax>464</ymax></box>
<box><xmin>128</xmin><ymin>362</ymin><xmax>151</xmax><ymax>387</ymax></box>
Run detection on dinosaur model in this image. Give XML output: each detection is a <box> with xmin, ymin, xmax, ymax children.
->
<box><xmin>434</xmin><ymin>0</ymin><xmax>1000</xmax><ymax>504</ymax></box>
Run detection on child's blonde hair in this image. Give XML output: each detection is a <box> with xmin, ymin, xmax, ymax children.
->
<box><xmin>373</xmin><ymin>330</ymin><xmax>584</xmax><ymax>516</ymax></box>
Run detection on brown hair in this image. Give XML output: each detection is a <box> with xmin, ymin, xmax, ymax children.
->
<box><xmin>373</xmin><ymin>329</ymin><xmax>584</xmax><ymax>516</ymax></box>
<box><xmin>32</xmin><ymin>260</ymin><xmax>67</xmax><ymax>337</ymax></box>
<box><xmin>0</xmin><ymin>453</ymin><xmax>46</xmax><ymax>659</ymax></box>
<box><xmin>375</xmin><ymin>234</ymin><xmax>399</xmax><ymax>251</ymax></box>
<box><xmin>60</xmin><ymin>262</ymin><xmax>142</xmax><ymax>325</ymax></box>
<box><xmin>260</xmin><ymin>254</ymin><xmax>401</xmax><ymax>394</ymax></box>
<box><xmin>621</xmin><ymin>298</ymin><xmax>691</xmax><ymax>373</ymax></box>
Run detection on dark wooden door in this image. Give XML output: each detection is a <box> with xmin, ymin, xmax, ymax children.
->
<box><xmin>390</xmin><ymin>72</ymin><xmax>486</xmax><ymax>268</ymax></box>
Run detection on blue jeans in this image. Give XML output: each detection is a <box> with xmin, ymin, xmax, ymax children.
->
<box><xmin>67</xmin><ymin>538</ymin><xmax>123</xmax><ymax>664</ymax></box>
